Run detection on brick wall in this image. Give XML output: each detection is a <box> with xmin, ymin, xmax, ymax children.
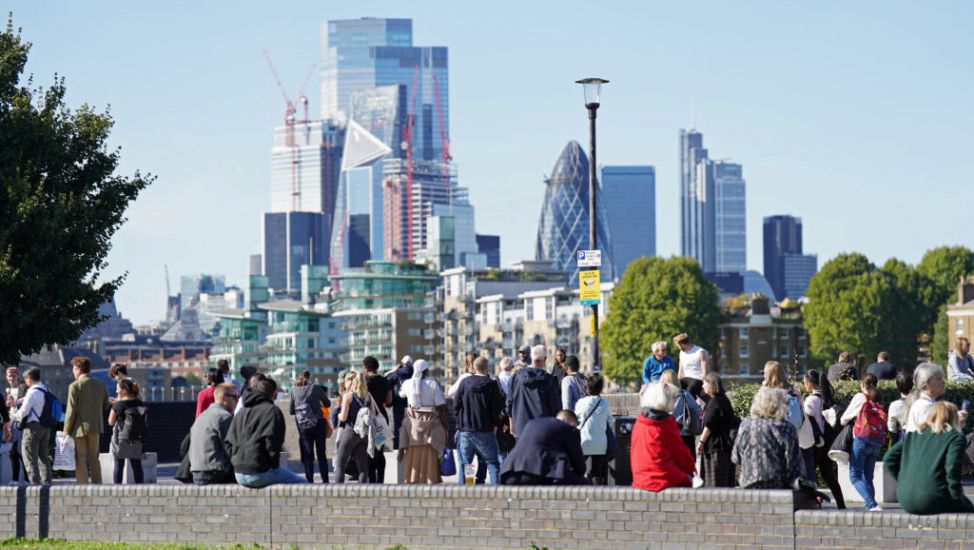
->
<box><xmin>795</xmin><ymin>510</ymin><xmax>974</xmax><ymax>549</ymax></box>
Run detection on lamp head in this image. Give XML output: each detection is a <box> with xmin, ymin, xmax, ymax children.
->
<box><xmin>575</xmin><ymin>78</ymin><xmax>609</xmax><ymax>109</ymax></box>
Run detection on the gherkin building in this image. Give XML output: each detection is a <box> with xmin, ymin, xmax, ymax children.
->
<box><xmin>535</xmin><ymin>141</ymin><xmax>614</xmax><ymax>286</ymax></box>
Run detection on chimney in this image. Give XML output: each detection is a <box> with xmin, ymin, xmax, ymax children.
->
<box><xmin>960</xmin><ymin>275</ymin><xmax>974</xmax><ymax>305</ymax></box>
<box><xmin>751</xmin><ymin>294</ymin><xmax>771</xmax><ymax>315</ymax></box>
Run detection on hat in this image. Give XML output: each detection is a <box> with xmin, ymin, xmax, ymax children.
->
<box><xmin>400</xmin><ymin>355</ymin><xmax>414</xmax><ymax>366</ymax></box>
<box><xmin>517</xmin><ymin>345</ymin><xmax>531</xmax><ymax>354</ymax></box>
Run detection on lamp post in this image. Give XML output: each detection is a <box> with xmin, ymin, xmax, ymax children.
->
<box><xmin>576</xmin><ymin>77</ymin><xmax>608</xmax><ymax>373</ymax></box>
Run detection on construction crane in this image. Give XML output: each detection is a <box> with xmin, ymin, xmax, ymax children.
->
<box><xmin>262</xmin><ymin>50</ymin><xmax>315</xmax><ymax>211</ymax></box>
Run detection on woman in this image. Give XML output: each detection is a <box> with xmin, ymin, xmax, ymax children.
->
<box><xmin>659</xmin><ymin>369</ymin><xmax>701</xmax><ymax>458</ymax></box>
<box><xmin>887</xmin><ymin>370</ymin><xmax>913</xmax><ymax>445</ymax></box>
<box><xmin>802</xmin><ymin>369</ymin><xmax>845</xmax><ymax>509</ymax></box>
<box><xmin>642</xmin><ymin>341</ymin><xmax>675</xmax><ymax>385</ymax></box>
<box><xmin>107</xmin><ymin>379</ymin><xmax>147</xmax><ymax>484</ymax></box>
<box><xmin>195</xmin><ymin>368</ymin><xmax>224</xmax><ymax>418</ymax></box>
<box><xmin>631</xmin><ymin>381</ymin><xmax>695</xmax><ymax>492</ymax></box>
<box><xmin>574</xmin><ymin>373</ymin><xmax>610</xmax><ymax>485</ymax></box>
<box><xmin>289</xmin><ymin>370</ymin><xmax>331</xmax><ymax>483</ymax></box>
<box><xmin>904</xmin><ymin>363</ymin><xmax>946</xmax><ymax>433</ymax></box>
<box><xmin>334</xmin><ymin>371</ymin><xmax>370</xmax><ymax>484</ymax></box>
<box><xmin>108</xmin><ymin>363</ymin><xmax>129</xmax><ymax>383</ymax></box>
<box><xmin>696</xmin><ymin>373</ymin><xmax>735</xmax><ymax>487</ymax></box>
<box><xmin>763</xmin><ymin>361</ymin><xmax>803</xmax><ymax>429</ymax></box>
<box><xmin>841</xmin><ymin>373</ymin><xmax>886</xmax><ymax>511</ymax></box>
<box><xmin>885</xmin><ymin>401</ymin><xmax>974</xmax><ymax>514</ymax></box>
<box><xmin>731</xmin><ymin>387</ymin><xmax>803</xmax><ymax>489</ymax></box>
<box><xmin>398</xmin><ymin>359</ymin><xmax>448</xmax><ymax>484</ymax></box>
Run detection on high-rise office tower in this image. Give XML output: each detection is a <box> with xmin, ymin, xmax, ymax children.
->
<box><xmin>763</xmin><ymin>215</ymin><xmax>817</xmax><ymax>299</ymax></box>
<box><xmin>602</xmin><ymin>166</ymin><xmax>656</xmax><ymax>278</ymax></box>
<box><xmin>320</xmin><ymin>18</ymin><xmax>448</xmax><ymax>163</ymax></box>
<box><xmin>180</xmin><ymin>274</ymin><xmax>226</xmax><ymax>312</ymax></box>
<box><xmin>270</xmin><ymin>120</ymin><xmax>344</xmax><ymax>217</ymax></box>
<box><xmin>262</xmin><ymin>212</ymin><xmax>329</xmax><ymax>296</ymax></box>
<box><xmin>680</xmin><ymin>130</ymin><xmax>708</xmax><ymax>259</ymax></box>
<box><xmin>535</xmin><ymin>141</ymin><xmax>614</xmax><ymax>286</ymax></box>
<box><xmin>476</xmin><ymin>234</ymin><xmax>501</xmax><ymax>269</ymax></box>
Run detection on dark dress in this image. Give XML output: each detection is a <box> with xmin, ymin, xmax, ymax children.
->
<box><xmin>700</xmin><ymin>393</ymin><xmax>735</xmax><ymax>487</ymax></box>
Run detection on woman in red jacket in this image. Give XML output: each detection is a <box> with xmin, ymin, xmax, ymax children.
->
<box><xmin>631</xmin><ymin>382</ymin><xmax>696</xmax><ymax>492</ymax></box>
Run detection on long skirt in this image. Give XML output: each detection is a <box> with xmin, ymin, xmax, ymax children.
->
<box><xmin>398</xmin><ymin>408</ymin><xmax>446</xmax><ymax>484</ymax></box>
<box><xmin>701</xmin><ymin>448</ymin><xmax>735</xmax><ymax>487</ymax></box>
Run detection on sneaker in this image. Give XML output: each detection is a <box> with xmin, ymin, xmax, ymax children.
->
<box><xmin>867</xmin><ymin>506</ymin><xmax>883</xmax><ymax>512</ymax></box>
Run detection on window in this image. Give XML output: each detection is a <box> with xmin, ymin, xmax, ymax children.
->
<box><xmin>739</xmin><ymin>363</ymin><xmax>749</xmax><ymax>375</ymax></box>
<box><xmin>796</xmin><ymin>328</ymin><xmax>806</xmax><ymax>340</ymax></box>
<box><xmin>739</xmin><ymin>327</ymin><xmax>749</xmax><ymax>339</ymax></box>
<box><xmin>779</xmin><ymin>327</ymin><xmax>789</xmax><ymax>339</ymax></box>
<box><xmin>797</xmin><ymin>345</ymin><xmax>807</xmax><ymax>358</ymax></box>
<box><xmin>739</xmin><ymin>345</ymin><xmax>749</xmax><ymax>358</ymax></box>
<box><xmin>958</xmin><ymin>319</ymin><xmax>965</xmax><ymax>332</ymax></box>
<box><xmin>779</xmin><ymin>346</ymin><xmax>789</xmax><ymax>358</ymax></box>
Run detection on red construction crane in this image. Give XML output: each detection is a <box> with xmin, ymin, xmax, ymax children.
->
<box><xmin>262</xmin><ymin>51</ymin><xmax>315</xmax><ymax>211</ymax></box>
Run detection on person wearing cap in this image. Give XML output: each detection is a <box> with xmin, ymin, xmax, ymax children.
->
<box><xmin>387</xmin><ymin>355</ymin><xmax>414</xmax><ymax>450</ymax></box>
<box><xmin>397</xmin><ymin>359</ymin><xmax>448</xmax><ymax>483</ymax></box>
<box><xmin>507</xmin><ymin>345</ymin><xmax>561</xmax><ymax>437</ymax></box>
<box><xmin>517</xmin><ymin>345</ymin><xmax>531</xmax><ymax>366</ymax></box>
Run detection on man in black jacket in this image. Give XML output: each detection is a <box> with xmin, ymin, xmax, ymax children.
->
<box><xmin>507</xmin><ymin>345</ymin><xmax>561</xmax><ymax>436</ymax></box>
<box><xmin>500</xmin><ymin>410</ymin><xmax>589</xmax><ymax>485</ymax></box>
<box><xmin>226</xmin><ymin>378</ymin><xmax>306</xmax><ymax>487</ymax></box>
<box><xmin>454</xmin><ymin>357</ymin><xmax>504</xmax><ymax>485</ymax></box>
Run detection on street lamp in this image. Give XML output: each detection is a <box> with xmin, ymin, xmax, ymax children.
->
<box><xmin>575</xmin><ymin>77</ymin><xmax>608</xmax><ymax>373</ymax></box>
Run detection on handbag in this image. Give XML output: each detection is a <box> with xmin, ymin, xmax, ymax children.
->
<box><xmin>440</xmin><ymin>448</ymin><xmax>457</xmax><ymax>476</ymax></box>
<box><xmin>369</xmin><ymin>398</ymin><xmax>392</xmax><ymax>452</ymax></box>
<box><xmin>681</xmin><ymin>392</ymin><xmax>702</xmax><ymax>436</ymax></box>
<box><xmin>827</xmin><ymin>423</ymin><xmax>854</xmax><ymax>465</ymax></box>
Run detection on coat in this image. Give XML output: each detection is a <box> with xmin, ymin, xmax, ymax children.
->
<box><xmin>630</xmin><ymin>410</ymin><xmax>694</xmax><ymax>492</ymax></box>
<box><xmin>506</xmin><ymin>367</ymin><xmax>561</xmax><ymax>436</ymax></box>
<box><xmin>885</xmin><ymin>429</ymin><xmax>974</xmax><ymax>514</ymax></box>
<box><xmin>500</xmin><ymin>417</ymin><xmax>587</xmax><ymax>485</ymax></box>
<box><xmin>63</xmin><ymin>374</ymin><xmax>109</xmax><ymax>438</ymax></box>
<box><xmin>225</xmin><ymin>390</ymin><xmax>285</xmax><ymax>474</ymax></box>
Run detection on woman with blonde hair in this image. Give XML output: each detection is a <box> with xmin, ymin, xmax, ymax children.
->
<box><xmin>731</xmin><ymin>387</ymin><xmax>803</xmax><ymax>489</ymax></box>
<box><xmin>334</xmin><ymin>371</ymin><xmax>370</xmax><ymax>484</ymax></box>
<box><xmin>658</xmin><ymin>369</ymin><xmax>701</xmax><ymax>458</ymax></box>
<box><xmin>398</xmin><ymin>359</ymin><xmax>448</xmax><ymax>483</ymax></box>
<box><xmin>885</xmin><ymin>401</ymin><xmax>974</xmax><ymax>514</ymax></box>
<box><xmin>763</xmin><ymin>361</ymin><xmax>803</xmax><ymax>428</ymax></box>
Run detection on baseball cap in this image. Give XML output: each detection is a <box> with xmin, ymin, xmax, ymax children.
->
<box><xmin>518</xmin><ymin>344</ymin><xmax>531</xmax><ymax>354</ymax></box>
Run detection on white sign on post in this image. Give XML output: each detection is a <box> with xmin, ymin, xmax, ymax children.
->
<box><xmin>577</xmin><ymin>249</ymin><xmax>602</xmax><ymax>268</ymax></box>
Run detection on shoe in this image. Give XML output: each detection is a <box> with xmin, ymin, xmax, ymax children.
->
<box><xmin>867</xmin><ymin>506</ymin><xmax>883</xmax><ymax>512</ymax></box>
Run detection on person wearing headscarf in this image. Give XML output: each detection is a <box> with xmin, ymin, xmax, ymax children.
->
<box><xmin>397</xmin><ymin>359</ymin><xmax>448</xmax><ymax>483</ymax></box>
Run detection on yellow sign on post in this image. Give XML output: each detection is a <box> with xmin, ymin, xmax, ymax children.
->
<box><xmin>579</xmin><ymin>269</ymin><xmax>601</xmax><ymax>305</ymax></box>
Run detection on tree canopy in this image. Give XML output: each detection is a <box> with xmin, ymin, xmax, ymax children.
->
<box><xmin>601</xmin><ymin>256</ymin><xmax>720</xmax><ymax>385</ymax></box>
<box><xmin>0</xmin><ymin>19</ymin><xmax>151</xmax><ymax>363</ymax></box>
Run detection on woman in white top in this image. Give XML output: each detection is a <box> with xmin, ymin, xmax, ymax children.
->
<box><xmin>902</xmin><ymin>363</ymin><xmax>966</xmax><ymax>433</ymax></box>
<box><xmin>574</xmin><ymin>374</ymin><xmax>610</xmax><ymax>485</ymax></box>
<box><xmin>398</xmin><ymin>359</ymin><xmax>448</xmax><ymax>483</ymax></box>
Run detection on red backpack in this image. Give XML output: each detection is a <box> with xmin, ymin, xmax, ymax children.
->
<box><xmin>853</xmin><ymin>395</ymin><xmax>887</xmax><ymax>446</ymax></box>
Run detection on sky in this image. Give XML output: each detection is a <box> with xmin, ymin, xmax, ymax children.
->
<box><xmin>9</xmin><ymin>1</ymin><xmax>974</xmax><ymax>324</ymax></box>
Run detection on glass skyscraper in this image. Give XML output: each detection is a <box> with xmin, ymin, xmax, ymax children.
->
<box><xmin>709</xmin><ymin>161</ymin><xmax>747</xmax><ymax>273</ymax></box>
<box><xmin>680</xmin><ymin>130</ymin><xmax>708</xmax><ymax>259</ymax></box>
<box><xmin>602</xmin><ymin>165</ymin><xmax>656</xmax><ymax>278</ymax></box>
<box><xmin>320</xmin><ymin>18</ymin><xmax>448</xmax><ymax>163</ymax></box>
<box><xmin>535</xmin><ymin>141</ymin><xmax>614</xmax><ymax>286</ymax></box>
<box><xmin>262</xmin><ymin>211</ymin><xmax>329</xmax><ymax>296</ymax></box>
<box><xmin>763</xmin><ymin>215</ymin><xmax>817</xmax><ymax>299</ymax></box>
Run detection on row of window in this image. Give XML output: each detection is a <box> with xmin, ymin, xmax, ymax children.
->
<box><xmin>732</xmin><ymin>327</ymin><xmax>806</xmax><ymax>340</ymax></box>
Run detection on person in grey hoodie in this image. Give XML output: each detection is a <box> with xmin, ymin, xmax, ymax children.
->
<box><xmin>189</xmin><ymin>383</ymin><xmax>238</xmax><ymax>485</ymax></box>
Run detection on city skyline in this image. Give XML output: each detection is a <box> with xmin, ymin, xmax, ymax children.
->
<box><xmin>10</xmin><ymin>2</ymin><xmax>974</xmax><ymax>323</ymax></box>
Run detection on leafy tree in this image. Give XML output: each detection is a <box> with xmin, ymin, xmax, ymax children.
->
<box><xmin>931</xmin><ymin>304</ymin><xmax>950</xmax><ymax>365</ymax></box>
<box><xmin>601</xmin><ymin>256</ymin><xmax>719</xmax><ymax>385</ymax></box>
<box><xmin>917</xmin><ymin>246</ymin><xmax>974</xmax><ymax>361</ymax></box>
<box><xmin>0</xmin><ymin>19</ymin><xmax>151</xmax><ymax>364</ymax></box>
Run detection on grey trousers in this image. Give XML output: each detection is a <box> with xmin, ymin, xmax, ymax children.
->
<box><xmin>21</xmin><ymin>422</ymin><xmax>52</xmax><ymax>484</ymax></box>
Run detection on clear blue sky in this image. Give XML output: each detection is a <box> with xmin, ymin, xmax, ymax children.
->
<box><xmin>10</xmin><ymin>2</ymin><xmax>974</xmax><ymax>324</ymax></box>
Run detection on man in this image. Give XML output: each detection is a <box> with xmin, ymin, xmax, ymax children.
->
<box><xmin>499</xmin><ymin>410</ymin><xmax>589</xmax><ymax>485</ymax></box>
<box><xmin>516</xmin><ymin>345</ymin><xmax>531</xmax><ymax>367</ymax></box>
<box><xmin>189</xmin><ymin>383</ymin><xmax>238</xmax><ymax>485</ymax></box>
<box><xmin>551</xmin><ymin>348</ymin><xmax>568</xmax><ymax>384</ymax></box>
<box><xmin>948</xmin><ymin>338</ymin><xmax>974</xmax><ymax>383</ymax></box>
<box><xmin>5</xmin><ymin>366</ymin><xmax>28</xmax><ymax>481</ymax></box>
<box><xmin>827</xmin><ymin>352</ymin><xmax>858</xmax><ymax>382</ymax></box>
<box><xmin>362</xmin><ymin>356</ymin><xmax>392</xmax><ymax>482</ymax></box>
<box><xmin>496</xmin><ymin>357</ymin><xmax>514</xmax><ymax>397</ymax></box>
<box><xmin>642</xmin><ymin>341</ymin><xmax>676</xmax><ymax>385</ymax></box>
<box><xmin>866</xmin><ymin>351</ymin><xmax>898</xmax><ymax>381</ymax></box>
<box><xmin>674</xmin><ymin>333</ymin><xmax>709</xmax><ymax>398</ymax></box>
<box><xmin>506</xmin><ymin>345</ymin><xmax>561</xmax><ymax>436</ymax></box>
<box><xmin>63</xmin><ymin>357</ymin><xmax>110</xmax><ymax>484</ymax></box>
<box><xmin>387</xmin><ymin>355</ymin><xmax>413</xmax><ymax>449</ymax></box>
<box><xmin>217</xmin><ymin>359</ymin><xmax>240</xmax><ymax>391</ymax></box>
<box><xmin>560</xmin><ymin>356</ymin><xmax>588</xmax><ymax>411</ymax></box>
<box><xmin>454</xmin><ymin>357</ymin><xmax>504</xmax><ymax>485</ymax></box>
<box><xmin>234</xmin><ymin>366</ymin><xmax>260</xmax><ymax>415</ymax></box>
<box><xmin>11</xmin><ymin>368</ymin><xmax>53</xmax><ymax>484</ymax></box>
<box><xmin>226</xmin><ymin>378</ymin><xmax>306</xmax><ymax>487</ymax></box>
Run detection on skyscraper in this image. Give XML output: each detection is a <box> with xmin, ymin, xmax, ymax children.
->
<box><xmin>602</xmin><ymin>165</ymin><xmax>656</xmax><ymax>278</ymax></box>
<box><xmin>320</xmin><ymin>18</ymin><xmax>448</xmax><ymax>163</ymax></box>
<box><xmin>476</xmin><ymin>234</ymin><xmax>501</xmax><ymax>268</ymax></box>
<box><xmin>262</xmin><ymin>212</ymin><xmax>329</xmax><ymax>296</ymax></box>
<box><xmin>680</xmin><ymin>130</ymin><xmax>708</xmax><ymax>259</ymax></box>
<box><xmin>763</xmin><ymin>215</ymin><xmax>817</xmax><ymax>299</ymax></box>
<box><xmin>535</xmin><ymin>141</ymin><xmax>614</xmax><ymax>286</ymax></box>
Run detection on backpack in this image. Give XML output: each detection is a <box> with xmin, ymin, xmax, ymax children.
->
<box><xmin>294</xmin><ymin>400</ymin><xmax>319</xmax><ymax>431</ymax></box>
<box><xmin>853</xmin><ymin>397</ymin><xmax>887</xmax><ymax>446</ymax></box>
<box><xmin>119</xmin><ymin>404</ymin><xmax>148</xmax><ymax>443</ymax></box>
<box><xmin>35</xmin><ymin>388</ymin><xmax>62</xmax><ymax>428</ymax></box>
<box><xmin>680</xmin><ymin>392</ymin><xmax>702</xmax><ymax>436</ymax></box>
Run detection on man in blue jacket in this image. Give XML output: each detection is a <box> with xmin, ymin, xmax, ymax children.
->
<box><xmin>454</xmin><ymin>357</ymin><xmax>504</xmax><ymax>484</ymax></box>
<box><xmin>506</xmin><ymin>345</ymin><xmax>561</xmax><ymax>436</ymax></box>
<box><xmin>500</xmin><ymin>410</ymin><xmax>589</xmax><ymax>485</ymax></box>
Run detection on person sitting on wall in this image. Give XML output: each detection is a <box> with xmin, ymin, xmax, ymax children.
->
<box><xmin>189</xmin><ymin>383</ymin><xmax>238</xmax><ymax>485</ymax></box>
<box><xmin>500</xmin><ymin>410</ymin><xmax>589</xmax><ymax>486</ymax></box>
<box><xmin>630</xmin><ymin>381</ymin><xmax>695</xmax><ymax>492</ymax></box>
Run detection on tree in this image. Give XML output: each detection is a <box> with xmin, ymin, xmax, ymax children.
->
<box><xmin>0</xmin><ymin>19</ymin><xmax>151</xmax><ymax>364</ymax></box>
<box><xmin>917</xmin><ymin>246</ymin><xmax>974</xmax><ymax>361</ymax></box>
<box><xmin>601</xmin><ymin>256</ymin><xmax>720</xmax><ymax>386</ymax></box>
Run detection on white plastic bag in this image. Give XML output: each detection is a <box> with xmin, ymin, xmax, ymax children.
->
<box><xmin>53</xmin><ymin>432</ymin><xmax>75</xmax><ymax>471</ymax></box>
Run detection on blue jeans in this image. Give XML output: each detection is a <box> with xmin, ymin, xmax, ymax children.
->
<box><xmin>235</xmin><ymin>466</ymin><xmax>308</xmax><ymax>488</ymax></box>
<box><xmin>456</xmin><ymin>431</ymin><xmax>500</xmax><ymax>485</ymax></box>
<box><xmin>849</xmin><ymin>438</ymin><xmax>881</xmax><ymax>509</ymax></box>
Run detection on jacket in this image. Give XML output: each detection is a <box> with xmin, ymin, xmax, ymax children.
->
<box><xmin>630</xmin><ymin>410</ymin><xmax>695</xmax><ymax>492</ymax></box>
<box><xmin>506</xmin><ymin>367</ymin><xmax>561</xmax><ymax>436</ymax></box>
<box><xmin>574</xmin><ymin>395</ymin><xmax>610</xmax><ymax>455</ymax></box>
<box><xmin>454</xmin><ymin>374</ymin><xmax>504</xmax><ymax>433</ymax></box>
<box><xmin>885</xmin><ymin>429</ymin><xmax>974</xmax><ymax>514</ymax></box>
<box><xmin>730</xmin><ymin>417</ymin><xmax>802</xmax><ymax>489</ymax></box>
<box><xmin>642</xmin><ymin>355</ymin><xmax>675</xmax><ymax>384</ymax></box>
<box><xmin>63</xmin><ymin>374</ymin><xmax>110</xmax><ymax>437</ymax></box>
<box><xmin>189</xmin><ymin>403</ymin><xmax>234</xmax><ymax>474</ymax></box>
<box><xmin>225</xmin><ymin>390</ymin><xmax>285</xmax><ymax>474</ymax></box>
<box><xmin>499</xmin><ymin>417</ymin><xmax>587</xmax><ymax>485</ymax></box>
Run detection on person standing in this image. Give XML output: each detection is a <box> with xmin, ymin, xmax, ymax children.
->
<box><xmin>453</xmin><ymin>357</ymin><xmax>504</xmax><ymax>485</ymax></box>
<box><xmin>642</xmin><ymin>341</ymin><xmax>675</xmax><ymax>385</ymax></box>
<box><xmin>333</xmin><ymin>371</ymin><xmax>371</xmax><ymax>484</ymax></box>
<box><xmin>195</xmin><ymin>368</ymin><xmax>225</xmax><ymax>418</ymax></box>
<box><xmin>673</xmin><ymin>333</ymin><xmax>708</xmax><ymax>398</ymax></box>
<box><xmin>63</xmin><ymin>357</ymin><xmax>110</xmax><ymax>484</ymax></box>
<box><xmin>827</xmin><ymin>352</ymin><xmax>857</xmax><ymax>382</ymax></box>
<box><xmin>107</xmin><ymin>379</ymin><xmax>147</xmax><ymax>484</ymax></box>
<box><xmin>551</xmin><ymin>348</ymin><xmax>568</xmax><ymax>384</ymax></box>
<box><xmin>887</xmin><ymin>370</ymin><xmax>913</xmax><ymax>445</ymax></box>
<box><xmin>574</xmin><ymin>374</ymin><xmax>610</xmax><ymax>485</ymax></box>
<box><xmin>10</xmin><ymin>368</ymin><xmax>53</xmax><ymax>485</ymax></box>
<box><xmin>289</xmin><ymin>370</ymin><xmax>331</xmax><ymax>483</ymax></box>
<box><xmin>362</xmin><ymin>356</ymin><xmax>392</xmax><ymax>483</ymax></box>
<box><xmin>865</xmin><ymin>352</ymin><xmax>897</xmax><ymax>381</ymax></box>
<box><xmin>189</xmin><ymin>383</ymin><xmax>237</xmax><ymax>485</ymax></box>
<box><xmin>843</xmin><ymin>373</ymin><xmax>887</xmax><ymax>511</ymax></box>
<box><xmin>506</xmin><ymin>345</ymin><xmax>561</xmax><ymax>436</ymax></box>
<box><xmin>659</xmin><ymin>370</ymin><xmax>701</xmax><ymax>458</ymax></box>
<box><xmin>5</xmin><ymin>366</ymin><xmax>28</xmax><ymax>481</ymax></box>
<box><xmin>216</xmin><ymin>359</ymin><xmax>240</xmax><ymax>391</ymax></box>
<box><xmin>516</xmin><ymin>345</ymin><xmax>531</xmax><ymax>368</ymax></box>
<box><xmin>398</xmin><ymin>360</ymin><xmax>448</xmax><ymax>484</ymax></box>
<box><xmin>904</xmin><ymin>363</ymin><xmax>968</xmax><ymax>432</ymax></box>
<box><xmin>947</xmin><ymin>337</ymin><xmax>974</xmax><ymax>382</ymax></box>
<box><xmin>496</xmin><ymin>357</ymin><xmax>514</xmax><ymax>397</ymax></box>
<box><xmin>696</xmin><ymin>373</ymin><xmax>735</xmax><ymax>488</ymax></box>
<box><xmin>801</xmin><ymin>370</ymin><xmax>845</xmax><ymax>508</ymax></box>
<box><xmin>386</xmin><ymin>355</ymin><xmax>413</xmax><ymax>450</ymax></box>
<box><xmin>560</xmin><ymin>355</ymin><xmax>588</xmax><ymax>411</ymax></box>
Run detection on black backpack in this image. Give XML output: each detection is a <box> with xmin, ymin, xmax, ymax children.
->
<box><xmin>119</xmin><ymin>405</ymin><xmax>148</xmax><ymax>443</ymax></box>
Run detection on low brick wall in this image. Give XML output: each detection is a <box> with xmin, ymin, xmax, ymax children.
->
<box><xmin>794</xmin><ymin>509</ymin><xmax>974</xmax><ymax>549</ymax></box>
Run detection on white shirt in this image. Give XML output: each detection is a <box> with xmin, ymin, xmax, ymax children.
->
<box><xmin>497</xmin><ymin>371</ymin><xmax>513</xmax><ymax>396</ymax></box>
<box><xmin>840</xmin><ymin>392</ymin><xmax>867</xmax><ymax>426</ymax></box>
<box><xmin>13</xmin><ymin>382</ymin><xmax>47</xmax><ymax>423</ymax></box>
<box><xmin>399</xmin><ymin>378</ymin><xmax>446</xmax><ymax>410</ymax></box>
<box><xmin>904</xmin><ymin>394</ymin><xmax>936</xmax><ymax>433</ymax></box>
<box><xmin>446</xmin><ymin>373</ymin><xmax>472</xmax><ymax>399</ymax></box>
<box><xmin>679</xmin><ymin>345</ymin><xmax>707</xmax><ymax>380</ymax></box>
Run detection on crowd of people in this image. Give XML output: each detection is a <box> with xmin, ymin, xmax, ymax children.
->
<box><xmin>2</xmin><ymin>336</ymin><xmax>974</xmax><ymax>517</ymax></box>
